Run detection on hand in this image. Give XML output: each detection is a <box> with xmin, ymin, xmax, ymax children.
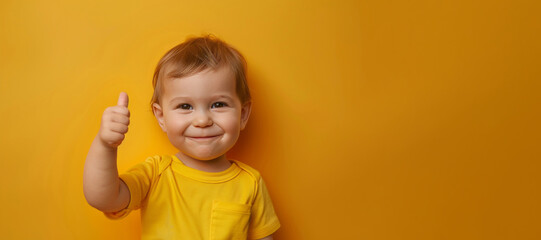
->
<box><xmin>98</xmin><ymin>92</ymin><xmax>130</xmax><ymax>148</ymax></box>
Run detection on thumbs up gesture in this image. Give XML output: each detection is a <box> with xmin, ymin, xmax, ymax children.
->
<box><xmin>98</xmin><ymin>92</ymin><xmax>131</xmax><ymax>148</ymax></box>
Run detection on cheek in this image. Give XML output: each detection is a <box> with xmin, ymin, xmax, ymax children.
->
<box><xmin>164</xmin><ymin>114</ymin><xmax>189</xmax><ymax>132</ymax></box>
<box><xmin>217</xmin><ymin>114</ymin><xmax>241</xmax><ymax>132</ymax></box>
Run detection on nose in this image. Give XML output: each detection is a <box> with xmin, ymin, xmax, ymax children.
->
<box><xmin>192</xmin><ymin>109</ymin><xmax>213</xmax><ymax>127</ymax></box>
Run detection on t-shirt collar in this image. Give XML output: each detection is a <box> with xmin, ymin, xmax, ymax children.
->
<box><xmin>171</xmin><ymin>155</ymin><xmax>242</xmax><ymax>183</ymax></box>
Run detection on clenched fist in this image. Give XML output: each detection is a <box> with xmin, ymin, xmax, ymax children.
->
<box><xmin>98</xmin><ymin>92</ymin><xmax>130</xmax><ymax>148</ymax></box>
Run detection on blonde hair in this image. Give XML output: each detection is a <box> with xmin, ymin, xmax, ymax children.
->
<box><xmin>151</xmin><ymin>35</ymin><xmax>251</xmax><ymax>109</ymax></box>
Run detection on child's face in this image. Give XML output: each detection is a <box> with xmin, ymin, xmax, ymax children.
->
<box><xmin>152</xmin><ymin>66</ymin><xmax>251</xmax><ymax>161</ymax></box>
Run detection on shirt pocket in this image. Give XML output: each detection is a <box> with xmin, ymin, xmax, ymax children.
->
<box><xmin>210</xmin><ymin>200</ymin><xmax>252</xmax><ymax>240</ymax></box>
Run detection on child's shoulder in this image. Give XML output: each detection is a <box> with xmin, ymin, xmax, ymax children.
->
<box><xmin>142</xmin><ymin>155</ymin><xmax>174</xmax><ymax>175</ymax></box>
<box><xmin>230</xmin><ymin>159</ymin><xmax>262</xmax><ymax>181</ymax></box>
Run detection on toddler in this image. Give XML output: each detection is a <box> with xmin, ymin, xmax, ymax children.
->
<box><xmin>83</xmin><ymin>35</ymin><xmax>280</xmax><ymax>239</ymax></box>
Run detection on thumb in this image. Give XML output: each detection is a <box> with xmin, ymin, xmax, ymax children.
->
<box><xmin>117</xmin><ymin>92</ymin><xmax>129</xmax><ymax>107</ymax></box>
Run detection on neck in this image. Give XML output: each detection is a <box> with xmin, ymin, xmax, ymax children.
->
<box><xmin>175</xmin><ymin>152</ymin><xmax>231</xmax><ymax>172</ymax></box>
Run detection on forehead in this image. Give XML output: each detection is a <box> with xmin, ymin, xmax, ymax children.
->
<box><xmin>162</xmin><ymin>66</ymin><xmax>237</xmax><ymax>100</ymax></box>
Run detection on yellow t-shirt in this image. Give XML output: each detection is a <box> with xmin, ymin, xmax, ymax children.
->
<box><xmin>104</xmin><ymin>155</ymin><xmax>280</xmax><ymax>240</ymax></box>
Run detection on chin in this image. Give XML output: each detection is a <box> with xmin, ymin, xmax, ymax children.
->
<box><xmin>188</xmin><ymin>151</ymin><xmax>224</xmax><ymax>161</ymax></box>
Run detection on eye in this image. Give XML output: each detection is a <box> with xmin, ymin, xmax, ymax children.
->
<box><xmin>177</xmin><ymin>103</ymin><xmax>192</xmax><ymax>110</ymax></box>
<box><xmin>211</xmin><ymin>102</ymin><xmax>228</xmax><ymax>108</ymax></box>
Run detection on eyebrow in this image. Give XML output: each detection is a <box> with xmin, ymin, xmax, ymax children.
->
<box><xmin>169</xmin><ymin>96</ymin><xmax>190</xmax><ymax>104</ymax></box>
<box><xmin>215</xmin><ymin>95</ymin><xmax>235</xmax><ymax>101</ymax></box>
<box><xmin>168</xmin><ymin>95</ymin><xmax>235</xmax><ymax>104</ymax></box>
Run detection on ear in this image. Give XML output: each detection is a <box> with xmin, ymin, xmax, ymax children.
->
<box><xmin>152</xmin><ymin>103</ymin><xmax>167</xmax><ymax>132</ymax></box>
<box><xmin>240</xmin><ymin>101</ymin><xmax>252</xmax><ymax>130</ymax></box>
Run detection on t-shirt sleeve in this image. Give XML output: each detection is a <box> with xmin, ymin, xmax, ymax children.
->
<box><xmin>103</xmin><ymin>157</ymin><xmax>156</xmax><ymax>220</ymax></box>
<box><xmin>248</xmin><ymin>177</ymin><xmax>280</xmax><ymax>239</ymax></box>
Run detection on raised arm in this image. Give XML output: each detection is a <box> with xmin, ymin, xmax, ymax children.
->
<box><xmin>83</xmin><ymin>92</ymin><xmax>131</xmax><ymax>212</ymax></box>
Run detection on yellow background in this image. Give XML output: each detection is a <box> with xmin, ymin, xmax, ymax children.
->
<box><xmin>1</xmin><ymin>0</ymin><xmax>540</xmax><ymax>239</ymax></box>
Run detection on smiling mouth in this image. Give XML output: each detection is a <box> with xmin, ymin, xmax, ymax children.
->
<box><xmin>187</xmin><ymin>135</ymin><xmax>221</xmax><ymax>141</ymax></box>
